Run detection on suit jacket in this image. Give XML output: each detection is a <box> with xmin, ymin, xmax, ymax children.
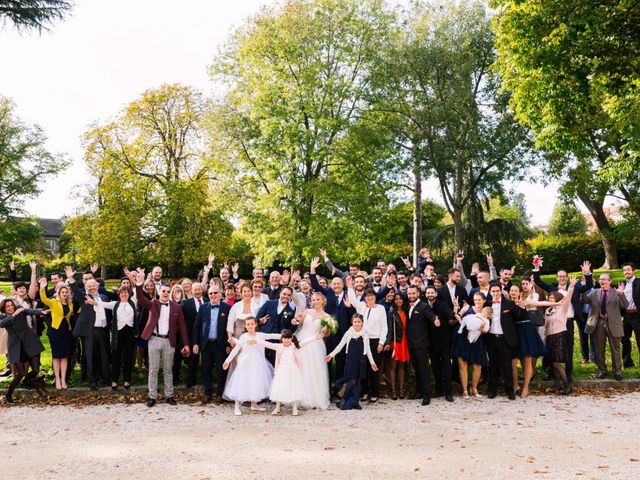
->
<box><xmin>0</xmin><ymin>309</ymin><xmax>45</xmax><ymax>364</ymax></box>
<box><xmin>485</xmin><ymin>298</ymin><xmax>520</xmax><ymax>348</ymax></box>
<box><xmin>622</xmin><ymin>278</ymin><xmax>640</xmax><ymax>313</ymax></box>
<box><xmin>262</xmin><ymin>285</ymin><xmax>283</xmax><ymax>301</ymax></box>
<box><xmin>309</xmin><ymin>274</ymin><xmax>354</xmax><ymax>335</ymax></box>
<box><xmin>533</xmin><ymin>271</ymin><xmax>594</xmax><ymax>322</ymax></box>
<box><xmin>192</xmin><ymin>301</ymin><xmax>231</xmax><ymax>350</ymax></box>
<box><xmin>256</xmin><ymin>299</ymin><xmax>296</xmax><ymax>334</ymax></box>
<box><xmin>136</xmin><ymin>285</ymin><xmax>188</xmax><ymax>348</ymax></box>
<box><xmin>581</xmin><ymin>288</ymin><xmax>629</xmax><ymax>337</ymax></box>
<box><xmin>426</xmin><ymin>299</ymin><xmax>455</xmax><ymax>350</ymax></box>
<box><xmin>70</xmin><ymin>281</ymin><xmax>111</xmax><ymax>338</ymax></box>
<box><xmin>182</xmin><ymin>296</ymin><xmax>208</xmax><ymax>340</ymax></box>
<box><xmin>405</xmin><ymin>299</ymin><xmax>436</xmax><ymax>350</ymax></box>
<box><xmin>437</xmin><ymin>284</ymin><xmax>469</xmax><ymax>312</ymax></box>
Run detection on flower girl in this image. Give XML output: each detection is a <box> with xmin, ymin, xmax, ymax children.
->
<box><xmin>252</xmin><ymin>329</ymin><xmax>323</xmax><ymax>416</ymax></box>
<box><xmin>223</xmin><ymin>316</ymin><xmax>282</xmax><ymax>416</ymax></box>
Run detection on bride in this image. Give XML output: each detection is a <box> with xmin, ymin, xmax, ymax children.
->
<box><xmin>294</xmin><ymin>291</ymin><xmax>330</xmax><ymax>410</ymax></box>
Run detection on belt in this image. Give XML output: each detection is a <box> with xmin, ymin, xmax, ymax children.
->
<box><xmin>514</xmin><ymin>321</ymin><xmax>530</xmax><ymax>325</ymax></box>
<box><xmin>626</xmin><ymin>310</ymin><xmax>639</xmax><ymax>314</ymax></box>
<box><xmin>491</xmin><ymin>333</ymin><xmax>504</xmax><ymax>337</ymax></box>
<box><xmin>152</xmin><ymin>333</ymin><xmax>169</xmax><ymax>339</ymax></box>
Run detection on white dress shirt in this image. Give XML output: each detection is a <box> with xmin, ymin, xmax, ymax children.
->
<box><xmin>490</xmin><ymin>301</ymin><xmax>503</xmax><ymax>335</ymax></box>
<box><xmin>103</xmin><ymin>299</ymin><xmax>137</xmax><ymax>330</ymax></box>
<box><xmin>157</xmin><ymin>303</ymin><xmax>170</xmax><ymax>335</ymax></box>
<box><xmin>92</xmin><ymin>296</ymin><xmax>107</xmax><ymax>328</ymax></box>
<box><xmin>624</xmin><ymin>277</ymin><xmax>637</xmax><ymax>310</ymax></box>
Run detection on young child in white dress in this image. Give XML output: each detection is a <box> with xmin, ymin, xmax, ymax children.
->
<box><xmin>223</xmin><ymin>316</ymin><xmax>281</xmax><ymax>416</ymax></box>
<box><xmin>253</xmin><ymin>329</ymin><xmax>323</xmax><ymax>416</ymax></box>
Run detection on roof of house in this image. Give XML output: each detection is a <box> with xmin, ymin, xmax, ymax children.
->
<box><xmin>38</xmin><ymin>218</ymin><xmax>64</xmax><ymax>237</ymax></box>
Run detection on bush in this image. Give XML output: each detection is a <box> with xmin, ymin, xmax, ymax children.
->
<box><xmin>515</xmin><ymin>235</ymin><xmax>640</xmax><ymax>273</ymax></box>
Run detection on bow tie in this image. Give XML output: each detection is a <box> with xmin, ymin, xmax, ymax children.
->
<box><xmin>493</xmin><ymin>301</ymin><xmax>500</xmax><ymax>304</ymax></box>
<box><xmin>211</xmin><ymin>304</ymin><xmax>220</xmax><ymax>309</ymax></box>
<box><xmin>159</xmin><ymin>302</ymin><xmax>169</xmax><ymax>307</ymax></box>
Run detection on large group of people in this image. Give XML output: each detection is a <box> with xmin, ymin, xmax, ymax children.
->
<box><xmin>1</xmin><ymin>249</ymin><xmax>638</xmax><ymax>414</ymax></box>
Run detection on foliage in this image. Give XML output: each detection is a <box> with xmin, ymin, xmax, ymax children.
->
<box><xmin>547</xmin><ymin>200</ymin><xmax>588</xmax><ymax>237</ymax></box>
<box><xmin>0</xmin><ymin>0</ymin><xmax>72</xmax><ymax>32</ymax></box>
<box><xmin>0</xmin><ymin>217</ymin><xmax>43</xmax><ymax>265</ymax></box>
<box><xmin>372</xmin><ymin>0</ymin><xmax>533</xmax><ymax>253</ymax></box>
<box><xmin>70</xmin><ymin>84</ymin><xmax>236</xmax><ymax>276</ymax></box>
<box><xmin>207</xmin><ymin>0</ymin><xmax>400</xmax><ymax>268</ymax></box>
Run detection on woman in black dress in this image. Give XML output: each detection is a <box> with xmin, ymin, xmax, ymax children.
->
<box><xmin>0</xmin><ymin>298</ymin><xmax>46</xmax><ymax>404</ymax></box>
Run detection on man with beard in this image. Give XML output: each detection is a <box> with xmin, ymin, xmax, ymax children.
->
<box><xmin>425</xmin><ymin>285</ymin><xmax>456</xmax><ymax>402</ymax></box>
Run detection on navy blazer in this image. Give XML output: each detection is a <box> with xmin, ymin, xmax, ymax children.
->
<box><xmin>193</xmin><ymin>301</ymin><xmax>231</xmax><ymax>350</ymax></box>
<box><xmin>256</xmin><ymin>299</ymin><xmax>296</xmax><ymax>334</ymax></box>
<box><xmin>533</xmin><ymin>272</ymin><xmax>593</xmax><ymax>322</ymax></box>
<box><xmin>309</xmin><ymin>274</ymin><xmax>355</xmax><ymax>335</ymax></box>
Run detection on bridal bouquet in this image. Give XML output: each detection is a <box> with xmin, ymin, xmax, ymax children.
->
<box><xmin>320</xmin><ymin>315</ymin><xmax>338</xmax><ymax>336</ymax></box>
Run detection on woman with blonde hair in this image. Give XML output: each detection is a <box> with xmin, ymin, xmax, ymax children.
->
<box><xmin>170</xmin><ymin>284</ymin><xmax>185</xmax><ymax>304</ymax></box>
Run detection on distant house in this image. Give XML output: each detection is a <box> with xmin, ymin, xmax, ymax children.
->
<box><xmin>583</xmin><ymin>204</ymin><xmax>625</xmax><ymax>234</ymax></box>
<box><xmin>39</xmin><ymin>218</ymin><xmax>64</xmax><ymax>253</ymax></box>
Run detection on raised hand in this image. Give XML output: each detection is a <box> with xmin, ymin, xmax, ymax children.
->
<box><xmin>291</xmin><ymin>270</ymin><xmax>301</xmax><ymax>282</ymax></box>
<box><xmin>9</xmin><ymin>260</ymin><xmax>15</xmax><ymax>271</ymax></box>
<box><xmin>282</xmin><ymin>269</ymin><xmax>291</xmax><ymax>285</ymax></box>
<box><xmin>486</xmin><ymin>253</ymin><xmax>494</xmax><ymax>267</ymax></box>
<box><xmin>223</xmin><ymin>261</ymin><xmax>229</xmax><ymax>270</ymax></box>
<box><xmin>310</xmin><ymin>257</ymin><xmax>320</xmax><ymax>273</ymax></box>
<box><xmin>207</xmin><ymin>253</ymin><xmax>215</xmax><ymax>267</ymax></box>
<box><xmin>532</xmin><ymin>255</ymin><xmax>543</xmax><ymax>269</ymax></box>
<box><xmin>345</xmin><ymin>275</ymin><xmax>353</xmax><ymax>289</ymax></box>
<box><xmin>38</xmin><ymin>277</ymin><xmax>48</xmax><ymax>289</ymax></box>
<box><xmin>471</xmin><ymin>262</ymin><xmax>480</xmax><ymax>275</ymax></box>
<box><xmin>319</xmin><ymin>248</ymin><xmax>327</xmax><ymax>258</ymax></box>
<box><xmin>84</xmin><ymin>295</ymin><xmax>97</xmax><ymax>305</ymax></box>
<box><xmin>90</xmin><ymin>263</ymin><xmax>100</xmax><ymax>274</ymax></box>
<box><xmin>581</xmin><ymin>261</ymin><xmax>592</xmax><ymax>275</ymax></box>
<box><xmin>387</xmin><ymin>272</ymin><xmax>397</xmax><ymax>286</ymax></box>
<box><xmin>401</xmin><ymin>256</ymin><xmax>412</xmax><ymax>269</ymax></box>
<box><xmin>569</xmin><ymin>276</ymin><xmax>578</xmax><ymax>287</ymax></box>
<box><xmin>617</xmin><ymin>282</ymin><xmax>625</xmax><ymax>294</ymax></box>
<box><xmin>456</xmin><ymin>250</ymin><xmax>464</xmax><ymax>262</ymax></box>
<box><xmin>29</xmin><ymin>261</ymin><xmax>37</xmax><ymax>271</ymax></box>
<box><xmin>64</xmin><ymin>265</ymin><xmax>76</xmax><ymax>280</ymax></box>
<box><xmin>510</xmin><ymin>265</ymin><xmax>516</xmax><ymax>276</ymax></box>
<box><xmin>232</xmin><ymin>262</ymin><xmax>239</xmax><ymax>275</ymax></box>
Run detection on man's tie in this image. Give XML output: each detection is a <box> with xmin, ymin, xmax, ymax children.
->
<box><xmin>601</xmin><ymin>290</ymin><xmax>608</xmax><ymax>317</ymax></box>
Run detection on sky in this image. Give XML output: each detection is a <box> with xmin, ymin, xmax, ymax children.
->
<box><xmin>0</xmin><ymin>0</ymin><xmax>565</xmax><ymax>226</ymax></box>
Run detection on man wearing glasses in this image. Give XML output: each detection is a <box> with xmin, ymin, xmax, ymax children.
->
<box><xmin>193</xmin><ymin>286</ymin><xmax>232</xmax><ymax>404</ymax></box>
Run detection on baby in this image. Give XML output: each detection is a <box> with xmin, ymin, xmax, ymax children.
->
<box><xmin>458</xmin><ymin>306</ymin><xmax>492</xmax><ymax>343</ymax></box>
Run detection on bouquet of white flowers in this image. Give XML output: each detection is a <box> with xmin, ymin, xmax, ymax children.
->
<box><xmin>320</xmin><ymin>315</ymin><xmax>338</xmax><ymax>336</ymax></box>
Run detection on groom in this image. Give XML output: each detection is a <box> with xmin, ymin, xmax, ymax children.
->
<box><xmin>256</xmin><ymin>286</ymin><xmax>297</xmax><ymax>365</ymax></box>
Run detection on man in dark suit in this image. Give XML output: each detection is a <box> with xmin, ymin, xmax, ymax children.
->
<box><xmin>533</xmin><ymin>261</ymin><xmax>593</xmax><ymax>382</ymax></box>
<box><xmin>309</xmin><ymin>258</ymin><xmax>356</xmax><ymax>391</ymax></box>
<box><xmin>621</xmin><ymin>262</ymin><xmax>640</xmax><ymax>368</ymax></box>
<box><xmin>405</xmin><ymin>285</ymin><xmax>436</xmax><ymax>406</ymax></box>
<box><xmin>66</xmin><ymin>266</ymin><xmax>111</xmax><ymax>390</ymax></box>
<box><xmin>175</xmin><ymin>281</ymin><xmax>207</xmax><ymax>387</ymax></box>
<box><xmin>193</xmin><ymin>285</ymin><xmax>230</xmax><ymax>403</ymax></box>
<box><xmin>257</xmin><ymin>286</ymin><xmax>297</xmax><ymax>364</ymax></box>
<box><xmin>486</xmin><ymin>283</ymin><xmax>520</xmax><ymax>400</ymax></box>
<box><xmin>133</xmin><ymin>270</ymin><xmax>190</xmax><ymax>407</ymax></box>
<box><xmin>437</xmin><ymin>267</ymin><xmax>469</xmax><ymax>382</ymax></box>
<box><xmin>425</xmin><ymin>285</ymin><xmax>456</xmax><ymax>402</ymax></box>
<box><xmin>262</xmin><ymin>271</ymin><xmax>284</xmax><ymax>300</ymax></box>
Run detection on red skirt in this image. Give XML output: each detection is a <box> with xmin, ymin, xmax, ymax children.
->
<box><xmin>392</xmin><ymin>337</ymin><xmax>410</xmax><ymax>362</ymax></box>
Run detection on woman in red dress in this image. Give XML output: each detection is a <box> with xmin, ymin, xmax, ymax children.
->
<box><xmin>387</xmin><ymin>293</ymin><xmax>410</xmax><ymax>399</ymax></box>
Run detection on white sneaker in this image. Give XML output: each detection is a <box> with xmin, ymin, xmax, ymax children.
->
<box><xmin>234</xmin><ymin>407</ymin><xmax>242</xmax><ymax>416</ymax></box>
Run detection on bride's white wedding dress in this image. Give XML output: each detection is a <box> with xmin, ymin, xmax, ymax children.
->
<box><xmin>295</xmin><ymin>313</ymin><xmax>330</xmax><ymax>410</ymax></box>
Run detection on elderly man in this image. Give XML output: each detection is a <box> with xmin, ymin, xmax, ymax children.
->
<box><xmin>66</xmin><ymin>265</ymin><xmax>111</xmax><ymax>390</ymax></box>
<box><xmin>262</xmin><ymin>270</ymin><xmax>283</xmax><ymax>300</ymax></box>
<box><xmin>582</xmin><ymin>274</ymin><xmax>628</xmax><ymax>380</ymax></box>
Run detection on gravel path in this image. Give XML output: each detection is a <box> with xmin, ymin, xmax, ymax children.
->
<box><xmin>2</xmin><ymin>393</ymin><xmax>640</xmax><ymax>480</ymax></box>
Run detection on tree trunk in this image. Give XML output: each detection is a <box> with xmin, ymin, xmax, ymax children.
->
<box><xmin>412</xmin><ymin>155</ymin><xmax>422</xmax><ymax>267</ymax></box>
<box><xmin>576</xmin><ymin>190</ymin><xmax>618</xmax><ymax>269</ymax></box>
<box><xmin>452</xmin><ymin>209</ymin><xmax>464</xmax><ymax>253</ymax></box>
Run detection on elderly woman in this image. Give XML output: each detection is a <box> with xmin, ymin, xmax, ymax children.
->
<box><xmin>0</xmin><ymin>298</ymin><xmax>46</xmax><ymax>404</ymax></box>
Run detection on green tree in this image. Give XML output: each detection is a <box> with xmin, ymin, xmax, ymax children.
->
<box><xmin>208</xmin><ymin>0</ymin><xmax>396</xmax><ymax>267</ymax></box>
<box><xmin>73</xmin><ymin>84</ymin><xmax>233</xmax><ymax>276</ymax></box>
<box><xmin>491</xmin><ymin>0</ymin><xmax>638</xmax><ymax>268</ymax></box>
<box><xmin>372</xmin><ymin>0</ymin><xmax>532</xmax><ymax>258</ymax></box>
<box><xmin>0</xmin><ymin>0</ymin><xmax>72</xmax><ymax>32</ymax></box>
<box><xmin>547</xmin><ymin>201</ymin><xmax>588</xmax><ymax>237</ymax></box>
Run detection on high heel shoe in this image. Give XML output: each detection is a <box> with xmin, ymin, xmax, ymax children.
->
<box><xmin>390</xmin><ymin>390</ymin><xmax>398</xmax><ymax>400</ymax></box>
<box><xmin>471</xmin><ymin>388</ymin><xmax>483</xmax><ymax>398</ymax></box>
<box><xmin>462</xmin><ymin>390</ymin><xmax>470</xmax><ymax>399</ymax></box>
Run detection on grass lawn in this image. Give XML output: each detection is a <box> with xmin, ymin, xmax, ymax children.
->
<box><xmin>1</xmin><ymin>269</ymin><xmax>638</xmax><ymax>389</ymax></box>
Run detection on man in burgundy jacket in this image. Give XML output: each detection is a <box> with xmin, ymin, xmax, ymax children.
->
<box><xmin>130</xmin><ymin>269</ymin><xmax>190</xmax><ymax>407</ymax></box>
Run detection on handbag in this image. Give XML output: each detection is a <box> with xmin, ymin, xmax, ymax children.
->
<box><xmin>529</xmin><ymin>308</ymin><xmax>544</xmax><ymax>327</ymax></box>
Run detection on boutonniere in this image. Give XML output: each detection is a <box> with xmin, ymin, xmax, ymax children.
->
<box><xmin>283</xmin><ymin>312</ymin><xmax>291</xmax><ymax>318</ymax></box>
<box><xmin>221</xmin><ymin>313</ymin><xmax>226</xmax><ymax>317</ymax></box>
<box><xmin>414</xmin><ymin>310</ymin><xmax>420</xmax><ymax>315</ymax></box>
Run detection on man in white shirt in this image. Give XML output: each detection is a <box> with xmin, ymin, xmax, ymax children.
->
<box><xmin>621</xmin><ymin>262</ymin><xmax>640</xmax><ymax>368</ymax></box>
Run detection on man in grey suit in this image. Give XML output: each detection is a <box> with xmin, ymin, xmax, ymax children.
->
<box><xmin>582</xmin><ymin>274</ymin><xmax>628</xmax><ymax>380</ymax></box>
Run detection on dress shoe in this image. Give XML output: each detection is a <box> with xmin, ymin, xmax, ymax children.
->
<box><xmin>597</xmin><ymin>372</ymin><xmax>607</xmax><ymax>380</ymax></box>
<box><xmin>410</xmin><ymin>393</ymin><xmax>422</xmax><ymax>400</ymax></box>
<box><xmin>508</xmin><ymin>391</ymin><xmax>516</xmax><ymax>400</ymax></box>
<box><xmin>487</xmin><ymin>390</ymin><xmax>497</xmax><ymax>399</ymax></box>
<box><xmin>201</xmin><ymin>394</ymin><xmax>212</xmax><ymax>405</ymax></box>
<box><xmin>614</xmin><ymin>374</ymin><xmax>623</xmax><ymax>381</ymax></box>
<box><xmin>166</xmin><ymin>396</ymin><xmax>177</xmax><ymax>406</ymax></box>
<box><xmin>445</xmin><ymin>393</ymin><xmax>454</xmax><ymax>402</ymax></box>
<box><xmin>560</xmin><ymin>385</ymin><xmax>572</xmax><ymax>395</ymax></box>
<box><xmin>146</xmin><ymin>398</ymin><xmax>157</xmax><ymax>408</ymax></box>
<box><xmin>4</xmin><ymin>394</ymin><xmax>15</xmax><ymax>405</ymax></box>
<box><xmin>214</xmin><ymin>395</ymin><xmax>224</xmax><ymax>405</ymax></box>
<box><xmin>421</xmin><ymin>397</ymin><xmax>430</xmax><ymax>406</ymax></box>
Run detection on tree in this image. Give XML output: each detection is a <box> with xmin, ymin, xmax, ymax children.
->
<box><xmin>491</xmin><ymin>0</ymin><xmax>638</xmax><ymax>268</ymax></box>
<box><xmin>371</xmin><ymin>0</ymin><xmax>532</xmax><ymax>259</ymax></box>
<box><xmin>547</xmin><ymin>200</ymin><xmax>588</xmax><ymax>237</ymax></box>
<box><xmin>208</xmin><ymin>0</ymin><xmax>396</xmax><ymax>267</ymax></box>
<box><xmin>0</xmin><ymin>0</ymin><xmax>72</xmax><ymax>32</ymax></box>
<box><xmin>73</xmin><ymin>84</ymin><xmax>233</xmax><ymax>276</ymax></box>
